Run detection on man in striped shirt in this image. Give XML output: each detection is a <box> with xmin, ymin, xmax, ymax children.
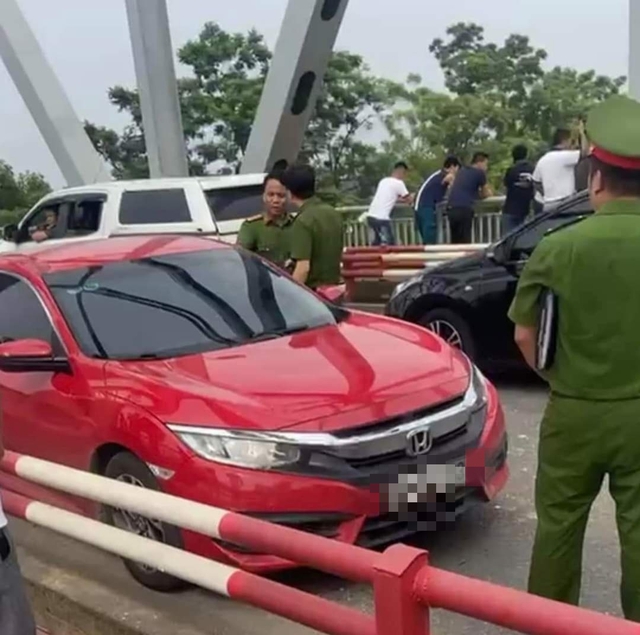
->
<box><xmin>414</xmin><ymin>156</ymin><xmax>460</xmax><ymax>244</ymax></box>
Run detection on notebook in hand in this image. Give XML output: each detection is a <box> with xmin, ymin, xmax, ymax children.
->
<box><xmin>536</xmin><ymin>288</ymin><xmax>558</xmax><ymax>372</ymax></box>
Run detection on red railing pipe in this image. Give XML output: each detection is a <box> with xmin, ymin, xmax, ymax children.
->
<box><xmin>1</xmin><ymin>451</ymin><xmax>378</xmax><ymax>584</ymax></box>
<box><xmin>218</xmin><ymin>513</ymin><xmax>378</xmax><ymax>584</ymax></box>
<box><xmin>415</xmin><ymin>566</ymin><xmax>640</xmax><ymax>635</ymax></box>
<box><xmin>3</xmin><ymin>488</ymin><xmax>376</xmax><ymax>635</ymax></box>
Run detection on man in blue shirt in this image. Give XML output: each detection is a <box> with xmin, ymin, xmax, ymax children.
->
<box><xmin>502</xmin><ymin>144</ymin><xmax>535</xmax><ymax>235</ymax></box>
<box><xmin>414</xmin><ymin>156</ymin><xmax>460</xmax><ymax>244</ymax></box>
<box><xmin>447</xmin><ymin>152</ymin><xmax>493</xmax><ymax>244</ymax></box>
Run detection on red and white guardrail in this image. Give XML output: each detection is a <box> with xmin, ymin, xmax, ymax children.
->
<box><xmin>341</xmin><ymin>244</ymin><xmax>488</xmax><ymax>284</ymax></box>
<box><xmin>2</xmin><ymin>450</ymin><xmax>640</xmax><ymax>635</ymax></box>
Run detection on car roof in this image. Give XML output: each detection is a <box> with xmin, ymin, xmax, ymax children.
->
<box><xmin>44</xmin><ymin>173</ymin><xmax>267</xmax><ymax>200</ymax></box>
<box><xmin>0</xmin><ymin>235</ymin><xmax>230</xmax><ymax>277</ymax></box>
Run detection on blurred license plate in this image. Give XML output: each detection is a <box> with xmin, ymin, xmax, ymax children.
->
<box><xmin>384</xmin><ymin>461</ymin><xmax>466</xmax><ymax>511</ymax></box>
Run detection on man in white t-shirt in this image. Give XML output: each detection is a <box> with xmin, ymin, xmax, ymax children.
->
<box><xmin>533</xmin><ymin>124</ymin><xmax>589</xmax><ymax>209</ymax></box>
<box><xmin>365</xmin><ymin>162</ymin><xmax>414</xmax><ymax>245</ymax></box>
<box><xmin>0</xmin><ymin>413</ymin><xmax>36</xmax><ymax>635</ymax></box>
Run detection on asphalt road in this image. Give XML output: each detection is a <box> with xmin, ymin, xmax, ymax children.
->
<box><xmin>16</xmin><ymin>375</ymin><xmax>628</xmax><ymax>634</ymax></box>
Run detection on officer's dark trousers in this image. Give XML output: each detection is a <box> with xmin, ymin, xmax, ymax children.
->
<box><xmin>529</xmin><ymin>394</ymin><xmax>640</xmax><ymax>621</ymax></box>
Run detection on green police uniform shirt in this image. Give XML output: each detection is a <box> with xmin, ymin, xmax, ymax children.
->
<box><xmin>508</xmin><ymin>199</ymin><xmax>640</xmax><ymax>401</ymax></box>
<box><xmin>237</xmin><ymin>213</ymin><xmax>294</xmax><ymax>267</ymax></box>
<box><xmin>290</xmin><ymin>197</ymin><xmax>343</xmax><ymax>289</ymax></box>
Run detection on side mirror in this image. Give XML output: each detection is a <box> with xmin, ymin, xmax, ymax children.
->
<box><xmin>316</xmin><ymin>284</ymin><xmax>347</xmax><ymax>305</ymax></box>
<box><xmin>2</xmin><ymin>224</ymin><xmax>18</xmax><ymax>242</ymax></box>
<box><xmin>0</xmin><ymin>339</ymin><xmax>71</xmax><ymax>374</ymax></box>
<box><xmin>488</xmin><ymin>240</ymin><xmax>510</xmax><ymax>265</ymax></box>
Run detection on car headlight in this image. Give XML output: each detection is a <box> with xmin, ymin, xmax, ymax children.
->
<box><xmin>390</xmin><ymin>275</ymin><xmax>421</xmax><ymax>300</ymax></box>
<box><xmin>168</xmin><ymin>427</ymin><xmax>302</xmax><ymax>470</ymax></box>
<box><xmin>466</xmin><ymin>359</ymin><xmax>488</xmax><ymax>411</ymax></box>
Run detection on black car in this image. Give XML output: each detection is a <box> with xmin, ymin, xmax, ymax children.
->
<box><xmin>385</xmin><ymin>193</ymin><xmax>592</xmax><ymax>370</ymax></box>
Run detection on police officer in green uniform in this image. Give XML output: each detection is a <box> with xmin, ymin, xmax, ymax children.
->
<box><xmin>280</xmin><ymin>165</ymin><xmax>343</xmax><ymax>290</ymax></box>
<box><xmin>509</xmin><ymin>95</ymin><xmax>640</xmax><ymax>621</ymax></box>
<box><xmin>237</xmin><ymin>172</ymin><xmax>294</xmax><ymax>268</ymax></box>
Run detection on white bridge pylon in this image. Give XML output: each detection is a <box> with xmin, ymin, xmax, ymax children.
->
<box><xmin>0</xmin><ymin>0</ymin><xmax>111</xmax><ymax>186</ymax></box>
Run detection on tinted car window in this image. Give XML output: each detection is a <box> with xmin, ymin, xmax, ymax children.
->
<box><xmin>205</xmin><ymin>186</ymin><xmax>264</xmax><ymax>222</ymax></box>
<box><xmin>45</xmin><ymin>248</ymin><xmax>340</xmax><ymax>360</ymax></box>
<box><xmin>0</xmin><ymin>274</ymin><xmax>60</xmax><ymax>351</ymax></box>
<box><xmin>119</xmin><ymin>189</ymin><xmax>191</xmax><ymax>225</ymax></box>
<box><xmin>67</xmin><ymin>198</ymin><xmax>104</xmax><ymax>236</ymax></box>
<box><xmin>510</xmin><ymin>209</ymin><xmax>592</xmax><ymax>258</ymax></box>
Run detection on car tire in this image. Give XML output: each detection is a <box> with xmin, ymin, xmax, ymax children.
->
<box><xmin>102</xmin><ymin>451</ymin><xmax>189</xmax><ymax>593</ymax></box>
<box><xmin>419</xmin><ymin>307</ymin><xmax>476</xmax><ymax>360</ymax></box>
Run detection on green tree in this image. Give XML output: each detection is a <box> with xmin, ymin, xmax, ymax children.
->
<box><xmin>429</xmin><ymin>22</ymin><xmax>625</xmax><ymax>145</ymax></box>
<box><xmin>0</xmin><ymin>161</ymin><xmax>23</xmax><ymax>211</ymax></box>
<box><xmin>302</xmin><ymin>51</ymin><xmax>397</xmax><ymax>190</ymax></box>
<box><xmin>15</xmin><ymin>171</ymin><xmax>52</xmax><ymax>208</ymax></box>
<box><xmin>385</xmin><ymin>23</ymin><xmax>625</xmax><ymax>190</ymax></box>
<box><xmin>86</xmin><ymin>23</ymin><xmax>270</xmax><ymax>178</ymax></box>
<box><xmin>0</xmin><ymin>160</ymin><xmax>51</xmax><ymax>211</ymax></box>
<box><xmin>86</xmin><ymin>22</ymin><xmax>393</xmax><ymax>196</ymax></box>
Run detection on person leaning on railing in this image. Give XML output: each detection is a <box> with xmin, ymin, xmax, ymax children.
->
<box><xmin>414</xmin><ymin>156</ymin><xmax>460</xmax><ymax>244</ymax></box>
<box><xmin>446</xmin><ymin>152</ymin><xmax>493</xmax><ymax>244</ymax></box>
<box><xmin>363</xmin><ymin>162</ymin><xmax>414</xmax><ymax>246</ymax></box>
<box><xmin>0</xmin><ymin>410</ymin><xmax>36</xmax><ymax>634</ymax></box>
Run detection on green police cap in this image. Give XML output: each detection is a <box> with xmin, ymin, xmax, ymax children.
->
<box><xmin>587</xmin><ymin>95</ymin><xmax>640</xmax><ymax>169</ymax></box>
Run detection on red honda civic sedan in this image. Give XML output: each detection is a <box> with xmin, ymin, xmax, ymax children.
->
<box><xmin>0</xmin><ymin>235</ymin><xmax>508</xmax><ymax>590</ymax></box>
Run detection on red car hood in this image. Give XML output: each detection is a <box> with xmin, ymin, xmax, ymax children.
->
<box><xmin>105</xmin><ymin>313</ymin><xmax>470</xmax><ymax>432</ymax></box>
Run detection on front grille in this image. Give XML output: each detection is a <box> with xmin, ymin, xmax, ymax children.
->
<box><xmin>342</xmin><ymin>422</ymin><xmax>469</xmax><ymax>470</ymax></box>
<box><xmin>357</xmin><ymin>487</ymin><xmax>482</xmax><ymax>548</ymax></box>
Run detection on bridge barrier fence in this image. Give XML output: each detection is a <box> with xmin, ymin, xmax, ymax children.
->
<box><xmin>2</xmin><ymin>450</ymin><xmax>639</xmax><ymax>635</ymax></box>
<box><xmin>340</xmin><ymin>199</ymin><xmax>505</xmax><ymax>248</ymax></box>
<box><xmin>341</xmin><ymin>245</ymin><xmax>488</xmax><ymax>293</ymax></box>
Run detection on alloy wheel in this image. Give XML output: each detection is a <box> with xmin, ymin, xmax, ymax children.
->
<box><xmin>427</xmin><ymin>319</ymin><xmax>464</xmax><ymax>350</ymax></box>
<box><xmin>111</xmin><ymin>473</ymin><xmax>165</xmax><ymax>573</ymax></box>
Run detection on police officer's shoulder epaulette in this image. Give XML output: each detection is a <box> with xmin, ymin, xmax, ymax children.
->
<box><xmin>243</xmin><ymin>214</ymin><xmax>263</xmax><ymax>223</ymax></box>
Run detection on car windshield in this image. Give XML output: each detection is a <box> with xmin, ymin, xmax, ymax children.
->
<box><xmin>44</xmin><ymin>248</ymin><xmax>341</xmax><ymax>360</ymax></box>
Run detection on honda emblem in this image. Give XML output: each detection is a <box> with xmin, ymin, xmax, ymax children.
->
<box><xmin>406</xmin><ymin>428</ymin><xmax>433</xmax><ymax>457</ymax></box>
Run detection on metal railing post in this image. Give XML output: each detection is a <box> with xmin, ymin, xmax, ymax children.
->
<box><xmin>373</xmin><ymin>544</ymin><xmax>430</xmax><ymax>635</ymax></box>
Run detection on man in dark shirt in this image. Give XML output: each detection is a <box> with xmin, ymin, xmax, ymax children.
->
<box><xmin>502</xmin><ymin>144</ymin><xmax>535</xmax><ymax>235</ymax></box>
<box><xmin>414</xmin><ymin>156</ymin><xmax>460</xmax><ymax>244</ymax></box>
<box><xmin>447</xmin><ymin>152</ymin><xmax>493</xmax><ymax>244</ymax></box>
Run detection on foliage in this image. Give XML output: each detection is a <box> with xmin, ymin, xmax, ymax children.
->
<box><xmin>85</xmin><ymin>22</ymin><xmax>390</xmax><ymax>195</ymax></box>
<box><xmin>84</xmin><ymin>21</ymin><xmax>626</xmax><ymax>202</ymax></box>
<box><xmin>303</xmin><ymin>51</ymin><xmax>398</xmax><ymax>190</ymax></box>
<box><xmin>0</xmin><ymin>161</ymin><xmax>51</xmax><ymax>215</ymax></box>
<box><xmin>383</xmin><ymin>22</ymin><xmax>625</xmax><ymax>189</ymax></box>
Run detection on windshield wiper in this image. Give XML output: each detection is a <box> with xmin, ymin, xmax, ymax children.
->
<box><xmin>246</xmin><ymin>324</ymin><xmax>313</xmax><ymax>343</ymax></box>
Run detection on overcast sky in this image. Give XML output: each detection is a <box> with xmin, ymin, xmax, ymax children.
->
<box><xmin>0</xmin><ymin>0</ymin><xmax>630</xmax><ymax>187</ymax></box>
